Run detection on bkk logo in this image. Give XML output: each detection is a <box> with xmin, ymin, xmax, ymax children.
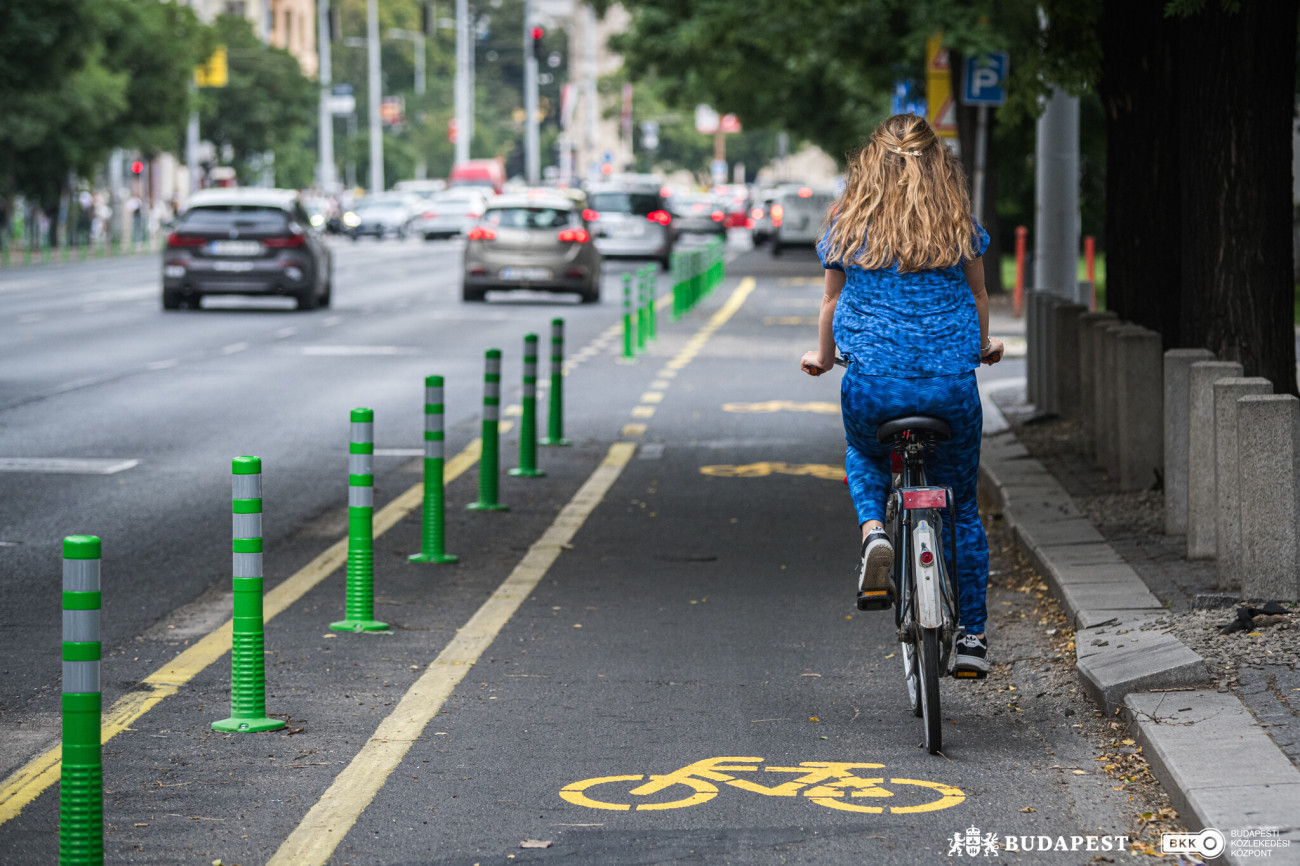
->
<box><xmin>1161</xmin><ymin>829</ymin><xmax>1225</xmax><ymax>859</ymax></box>
<box><xmin>947</xmin><ymin>826</ymin><xmax>1130</xmax><ymax>857</ymax></box>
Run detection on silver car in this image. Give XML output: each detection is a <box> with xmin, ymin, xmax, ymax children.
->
<box><xmin>586</xmin><ymin>184</ymin><xmax>674</xmax><ymax>269</ymax></box>
<box><xmin>770</xmin><ymin>187</ymin><xmax>836</xmax><ymax>256</ymax></box>
<box><xmin>410</xmin><ymin>190</ymin><xmax>487</xmax><ymax>240</ymax></box>
<box><xmin>669</xmin><ymin>193</ymin><xmax>727</xmax><ymax>236</ymax></box>
<box><xmin>343</xmin><ymin>194</ymin><xmax>419</xmax><ymax>240</ymax></box>
<box><xmin>462</xmin><ymin>195</ymin><xmax>602</xmax><ymax>303</ymax></box>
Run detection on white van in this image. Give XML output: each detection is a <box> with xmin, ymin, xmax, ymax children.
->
<box><xmin>770</xmin><ymin>186</ymin><xmax>836</xmax><ymax>256</ymax></box>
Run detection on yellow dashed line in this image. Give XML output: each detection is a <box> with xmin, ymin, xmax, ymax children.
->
<box><xmin>621</xmin><ymin>423</ymin><xmax>648</xmax><ymax>437</ymax></box>
<box><xmin>639</xmin><ymin>392</ymin><xmax>664</xmax><ymax>404</ymax></box>
<box><xmin>631</xmin><ymin>405</ymin><xmax>656</xmax><ymax>419</ymax></box>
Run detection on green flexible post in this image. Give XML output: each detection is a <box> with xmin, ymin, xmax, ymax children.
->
<box><xmin>410</xmin><ymin>376</ymin><xmax>458</xmax><ymax>564</ymax></box>
<box><xmin>510</xmin><ymin>334</ymin><xmax>545</xmax><ymax>478</ymax></box>
<box><xmin>621</xmin><ymin>274</ymin><xmax>636</xmax><ymax>360</ymax></box>
<box><xmin>468</xmin><ymin>350</ymin><xmax>509</xmax><ymax>510</ymax></box>
<box><xmin>60</xmin><ymin>535</ymin><xmax>103</xmax><ymax>866</ymax></box>
<box><xmin>332</xmin><ymin>410</ymin><xmax>388</xmax><ymax>631</ymax></box>
<box><xmin>636</xmin><ymin>267</ymin><xmax>648</xmax><ymax>353</ymax></box>
<box><xmin>541</xmin><ymin>319</ymin><xmax>569</xmax><ymax>446</ymax></box>
<box><xmin>214</xmin><ymin>457</ymin><xmax>286</xmax><ymax>732</ymax></box>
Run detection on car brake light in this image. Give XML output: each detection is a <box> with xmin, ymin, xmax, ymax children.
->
<box><xmin>467</xmin><ymin>211</ymin><xmax>482</xmax><ymax>219</ymax></box>
<box><xmin>751</xmin><ymin>207</ymin><xmax>764</xmax><ymax>220</ymax></box>
<box><xmin>711</xmin><ymin>210</ymin><xmax>724</xmax><ymax>222</ymax></box>
<box><xmin>646</xmin><ymin>210</ymin><xmax>671</xmax><ymax>226</ymax></box>
<box><xmin>745</xmin><ymin>218</ymin><xmax>755</xmax><ymax>229</ymax></box>
<box><xmin>582</xmin><ymin>208</ymin><xmax>599</xmax><ymax>221</ymax></box>
<box><xmin>422</xmin><ymin>211</ymin><xmax>437</xmax><ymax>219</ymax></box>
<box><xmin>166</xmin><ymin>233</ymin><xmax>205</xmax><ymax>248</ymax></box>
<box><xmin>263</xmin><ymin>233</ymin><xmax>306</xmax><ymax>248</ymax></box>
<box><xmin>660</xmin><ymin>186</ymin><xmax>673</xmax><ymax>198</ymax></box>
<box><xmin>771</xmin><ymin>203</ymin><xmax>784</xmax><ymax>227</ymax></box>
<box><xmin>467</xmin><ymin>226</ymin><xmax>496</xmax><ymax>241</ymax></box>
<box><xmin>798</xmin><ymin>186</ymin><xmax>813</xmax><ymax>198</ymax></box>
<box><xmin>557</xmin><ymin>228</ymin><xmax>590</xmax><ymax>243</ymax></box>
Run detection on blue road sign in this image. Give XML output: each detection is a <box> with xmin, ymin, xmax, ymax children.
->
<box><xmin>962</xmin><ymin>53</ymin><xmax>1009</xmax><ymax>106</ymax></box>
<box><xmin>891</xmin><ymin>80</ymin><xmax>926</xmax><ymax>118</ymax></box>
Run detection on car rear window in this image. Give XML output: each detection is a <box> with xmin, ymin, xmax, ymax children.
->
<box><xmin>589</xmin><ymin>192</ymin><xmax>661</xmax><ymax>216</ymax></box>
<box><xmin>180</xmin><ymin>206</ymin><xmax>289</xmax><ymax>232</ymax></box>
<box><xmin>485</xmin><ymin>207</ymin><xmax>573</xmax><ymax>229</ymax></box>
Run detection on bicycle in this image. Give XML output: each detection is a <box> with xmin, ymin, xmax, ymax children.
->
<box><xmin>834</xmin><ymin>358</ymin><xmax>979</xmax><ymax>757</ymax></box>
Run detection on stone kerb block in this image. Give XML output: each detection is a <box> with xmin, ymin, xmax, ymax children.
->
<box><xmin>1237</xmin><ymin>394</ymin><xmax>1300</xmax><ymax>601</ymax></box>
<box><xmin>1187</xmin><ymin>361</ymin><xmax>1245</xmax><ymax>560</ymax></box>
<box><xmin>1034</xmin><ymin>294</ymin><xmax>1067</xmax><ymax>414</ymax></box>
<box><xmin>1052</xmin><ymin>302</ymin><xmax>1089</xmax><ymax>420</ymax></box>
<box><xmin>1214</xmin><ymin>377</ymin><xmax>1273</xmax><ymax>590</ymax></box>
<box><xmin>1097</xmin><ymin>322</ymin><xmax>1142</xmax><ymax>477</ymax></box>
<box><xmin>1078</xmin><ymin>312</ymin><xmax>1117</xmax><ymax>450</ymax></box>
<box><xmin>1027</xmin><ymin>291</ymin><xmax>1047</xmax><ymax>406</ymax></box>
<box><xmin>1163</xmin><ymin>348</ymin><xmax>1216</xmax><ymax>536</ymax></box>
<box><xmin>1116</xmin><ymin>329</ymin><xmax>1164</xmax><ymax>492</ymax></box>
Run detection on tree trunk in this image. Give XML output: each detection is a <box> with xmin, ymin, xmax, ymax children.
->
<box><xmin>1178</xmin><ymin>0</ymin><xmax>1299</xmax><ymax>395</ymax></box>
<box><xmin>950</xmin><ymin>50</ymin><xmax>1004</xmax><ymax>294</ymax></box>
<box><xmin>1098</xmin><ymin>0</ymin><xmax>1183</xmax><ymax>341</ymax></box>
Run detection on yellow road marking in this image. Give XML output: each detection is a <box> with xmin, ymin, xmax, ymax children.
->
<box><xmin>266</xmin><ymin>441</ymin><xmax>637</xmax><ymax>866</ymax></box>
<box><xmin>621</xmin><ymin>423</ymin><xmax>647</xmax><ymax>437</ymax></box>
<box><xmin>639</xmin><ymin>391</ymin><xmax>664</xmax><ymax>404</ymax></box>
<box><xmin>722</xmin><ymin>400</ymin><xmax>840</xmax><ymax>414</ymax></box>
<box><xmin>0</xmin><ymin>432</ymin><xmax>502</xmax><ymax>826</ymax></box>
<box><xmin>631</xmin><ymin>405</ymin><xmax>656</xmax><ymax>418</ymax></box>
<box><xmin>700</xmin><ymin>462</ymin><xmax>844</xmax><ymax>481</ymax></box>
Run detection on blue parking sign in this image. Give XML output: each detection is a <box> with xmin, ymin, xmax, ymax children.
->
<box><xmin>962</xmin><ymin>53</ymin><xmax>1009</xmax><ymax>106</ymax></box>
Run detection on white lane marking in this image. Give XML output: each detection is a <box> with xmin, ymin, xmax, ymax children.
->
<box><xmin>145</xmin><ymin>359</ymin><xmax>179</xmax><ymax>370</ymax></box>
<box><xmin>322</xmin><ymin>316</ymin><xmax>343</xmax><ymax>327</ymax></box>
<box><xmin>298</xmin><ymin>345</ymin><xmax>419</xmax><ymax>356</ymax></box>
<box><xmin>275</xmin><ymin>327</ymin><xmax>300</xmax><ymax>338</ymax></box>
<box><xmin>0</xmin><ymin>458</ymin><xmax>140</xmax><ymax>475</ymax></box>
<box><xmin>81</xmin><ymin>303</ymin><xmax>106</xmax><ymax>314</ymax></box>
<box><xmin>221</xmin><ymin>342</ymin><xmax>250</xmax><ymax>355</ymax></box>
<box><xmin>17</xmin><ymin>313</ymin><xmax>44</xmax><ymax>324</ymax></box>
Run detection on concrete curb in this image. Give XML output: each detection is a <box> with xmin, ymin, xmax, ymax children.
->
<box><xmin>979</xmin><ymin>426</ymin><xmax>1300</xmax><ymax>857</ymax></box>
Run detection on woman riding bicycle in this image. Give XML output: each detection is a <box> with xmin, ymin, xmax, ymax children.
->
<box><xmin>800</xmin><ymin>113</ymin><xmax>1004</xmax><ymax>675</ymax></box>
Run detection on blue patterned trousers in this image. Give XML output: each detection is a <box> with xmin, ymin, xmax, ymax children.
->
<box><xmin>840</xmin><ymin>368</ymin><xmax>989</xmax><ymax>635</ymax></box>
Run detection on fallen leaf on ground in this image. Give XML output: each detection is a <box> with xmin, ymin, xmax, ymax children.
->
<box><xmin>520</xmin><ymin>840</ymin><xmax>552</xmax><ymax>849</ymax></box>
<box><xmin>1020</xmin><ymin>807</ymin><xmax>1035</xmax><ymax>813</ymax></box>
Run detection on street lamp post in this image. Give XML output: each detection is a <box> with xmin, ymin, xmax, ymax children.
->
<box><xmin>455</xmin><ymin>0</ymin><xmax>471</xmax><ymax>164</ymax></box>
<box><xmin>367</xmin><ymin>0</ymin><xmax>384</xmax><ymax>193</ymax></box>
<box><xmin>318</xmin><ymin>1</ymin><xmax>338</xmax><ymax>192</ymax></box>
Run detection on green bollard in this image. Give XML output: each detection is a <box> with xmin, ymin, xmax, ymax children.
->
<box><xmin>410</xmin><ymin>376</ymin><xmax>458</xmax><ymax>564</ymax></box>
<box><xmin>467</xmin><ymin>349</ymin><xmax>509</xmax><ymax>510</ymax></box>
<box><xmin>636</xmin><ymin>268</ymin><xmax>648</xmax><ymax>353</ymax></box>
<box><xmin>214</xmin><ymin>458</ymin><xmax>286</xmax><ymax>732</ymax></box>
<box><xmin>670</xmin><ymin>252</ymin><xmax>681</xmax><ymax>321</ymax></box>
<box><xmin>332</xmin><ymin>410</ymin><xmax>389</xmax><ymax>631</ymax></box>
<box><xmin>60</xmin><ymin>535</ymin><xmax>103</xmax><ymax>866</ymax></box>
<box><xmin>541</xmin><ymin>319</ymin><xmax>570</xmax><ymax>446</ymax></box>
<box><xmin>621</xmin><ymin>274</ymin><xmax>636</xmax><ymax>360</ymax></box>
<box><xmin>510</xmin><ymin>334</ymin><xmax>545</xmax><ymax>478</ymax></box>
<box><xmin>647</xmin><ymin>266</ymin><xmax>658</xmax><ymax>341</ymax></box>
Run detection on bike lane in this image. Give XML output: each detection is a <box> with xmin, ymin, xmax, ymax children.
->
<box><xmin>322</xmin><ymin>254</ymin><xmax>1159</xmax><ymax>864</ymax></box>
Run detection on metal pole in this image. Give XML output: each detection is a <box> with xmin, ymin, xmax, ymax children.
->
<box><xmin>415</xmin><ymin>32</ymin><xmax>426</xmax><ymax>96</ymax></box>
<box><xmin>584</xmin><ymin>3</ymin><xmax>597</xmax><ymax>181</ymax></box>
<box><xmin>317</xmin><ymin>0</ymin><xmax>337</xmax><ymax>192</ymax></box>
<box><xmin>524</xmin><ymin>1</ymin><xmax>540</xmax><ymax>185</ymax></box>
<box><xmin>1033</xmin><ymin>86</ymin><xmax>1080</xmax><ymax>301</ymax></box>
<box><xmin>972</xmin><ymin>104</ymin><xmax>988</xmax><ymax>225</ymax></box>
<box><xmin>60</xmin><ymin>535</ymin><xmax>103</xmax><ymax>865</ymax></box>
<box><xmin>366</xmin><ymin>0</ymin><xmax>384</xmax><ymax>193</ymax></box>
<box><xmin>454</xmin><ymin>0</ymin><xmax>471</xmax><ymax>164</ymax></box>
<box><xmin>186</xmin><ymin>103</ymin><xmax>201</xmax><ymax>196</ymax></box>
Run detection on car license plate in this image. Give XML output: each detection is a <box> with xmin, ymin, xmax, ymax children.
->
<box><xmin>212</xmin><ymin>260</ymin><xmax>256</xmax><ymax>272</ymax></box>
<box><xmin>607</xmin><ymin>223</ymin><xmax>644</xmax><ymax>238</ymax></box>
<box><xmin>501</xmin><ymin>267</ymin><xmax>551</xmax><ymax>281</ymax></box>
<box><xmin>209</xmin><ymin>240</ymin><xmax>262</xmax><ymax>256</ymax></box>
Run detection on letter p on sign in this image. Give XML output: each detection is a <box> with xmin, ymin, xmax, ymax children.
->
<box><xmin>962</xmin><ymin>53</ymin><xmax>1009</xmax><ymax>106</ymax></box>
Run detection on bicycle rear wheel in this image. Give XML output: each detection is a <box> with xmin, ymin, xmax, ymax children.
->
<box><xmin>918</xmin><ymin>627</ymin><xmax>943</xmax><ymax>754</ymax></box>
<box><xmin>901</xmin><ymin>640</ymin><xmax>922</xmax><ymax>717</ymax></box>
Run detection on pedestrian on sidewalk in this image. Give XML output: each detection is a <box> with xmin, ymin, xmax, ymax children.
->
<box><xmin>800</xmin><ymin>113</ymin><xmax>1005</xmax><ymax>674</ymax></box>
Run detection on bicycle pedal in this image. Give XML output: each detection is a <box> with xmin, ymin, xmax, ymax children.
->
<box><xmin>856</xmin><ymin>590</ymin><xmax>893</xmax><ymax>612</ymax></box>
<box><xmin>951</xmin><ymin>668</ymin><xmax>988</xmax><ymax>680</ymax></box>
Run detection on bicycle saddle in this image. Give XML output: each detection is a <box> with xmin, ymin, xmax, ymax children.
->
<box><xmin>875</xmin><ymin>414</ymin><xmax>952</xmax><ymax>444</ymax></box>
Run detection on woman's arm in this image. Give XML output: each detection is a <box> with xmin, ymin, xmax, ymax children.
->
<box><xmin>964</xmin><ymin>256</ymin><xmax>1004</xmax><ymax>364</ymax></box>
<box><xmin>800</xmin><ymin>268</ymin><xmax>845</xmax><ymax>376</ymax></box>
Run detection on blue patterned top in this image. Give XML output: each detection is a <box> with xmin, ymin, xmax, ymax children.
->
<box><xmin>817</xmin><ymin>220</ymin><xmax>989</xmax><ymax>378</ymax></box>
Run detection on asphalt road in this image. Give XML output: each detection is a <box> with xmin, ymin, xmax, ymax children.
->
<box><xmin>1</xmin><ymin>235</ymin><xmax>1160</xmax><ymax>864</ymax></box>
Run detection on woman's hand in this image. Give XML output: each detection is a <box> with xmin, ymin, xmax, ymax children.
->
<box><xmin>980</xmin><ymin>337</ymin><xmax>1005</xmax><ymax>366</ymax></box>
<box><xmin>801</xmin><ymin>350</ymin><xmax>834</xmax><ymax>376</ymax></box>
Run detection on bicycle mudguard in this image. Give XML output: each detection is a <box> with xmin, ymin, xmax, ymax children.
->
<box><xmin>911</xmin><ymin>518</ymin><xmax>944</xmax><ymax>629</ymax></box>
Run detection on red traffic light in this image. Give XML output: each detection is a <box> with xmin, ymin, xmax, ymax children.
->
<box><xmin>130</xmin><ymin>160</ymin><xmax>144</xmax><ymax>175</ymax></box>
<box><xmin>529</xmin><ymin>26</ymin><xmax>544</xmax><ymax>57</ymax></box>
<box><xmin>531</xmin><ymin>26</ymin><xmax>544</xmax><ymax>41</ymax></box>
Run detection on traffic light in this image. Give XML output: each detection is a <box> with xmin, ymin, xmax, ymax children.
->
<box><xmin>421</xmin><ymin>2</ymin><xmax>433</xmax><ymax>36</ymax></box>
<box><xmin>130</xmin><ymin>160</ymin><xmax>144</xmax><ymax>176</ymax></box>
<box><xmin>530</xmin><ymin>26</ymin><xmax>544</xmax><ymax>59</ymax></box>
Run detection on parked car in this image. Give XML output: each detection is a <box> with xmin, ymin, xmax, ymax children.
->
<box><xmin>749</xmin><ymin>190</ymin><xmax>779</xmax><ymax>246</ymax></box>
<box><xmin>342</xmin><ymin>194</ymin><xmax>419</xmax><ymax>240</ymax></box>
<box><xmin>162</xmin><ymin>188</ymin><xmax>332</xmax><ymax>310</ymax></box>
<box><xmin>462</xmin><ymin>194</ymin><xmax>602</xmax><ymax>303</ymax></box>
<box><xmin>711</xmin><ymin>184</ymin><xmax>752</xmax><ymax>229</ymax></box>
<box><xmin>770</xmin><ymin>186</ymin><xmax>836</xmax><ymax>256</ymax></box>
<box><xmin>669</xmin><ymin>193</ymin><xmax>727</xmax><ymax>236</ymax></box>
<box><xmin>410</xmin><ymin>190</ymin><xmax>487</xmax><ymax>240</ymax></box>
<box><xmin>585</xmin><ymin>183</ymin><xmax>674</xmax><ymax>268</ymax></box>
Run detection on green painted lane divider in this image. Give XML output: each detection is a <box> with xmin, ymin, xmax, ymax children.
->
<box><xmin>468</xmin><ymin>349</ymin><xmax>509</xmax><ymax>511</ymax></box>
<box><xmin>61</xmin><ymin>535</ymin><xmax>102</xmax><ymax>866</ymax></box>
<box><xmin>410</xmin><ymin>376</ymin><xmax>458</xmax><ymax>564</ymax></box>
<box><xmin>332</xmin><ymin>409</ymin><xmax>388</xmax><ymax>632</ymax></box>
<box><xmin>214</xmin><ymin>457</ymin><xmax>286</xmax><ymax>732</ymax></box>
<box><xmin>510</xmin><ymin>334</ymin><xmax>545</xmax><ymax>478</ymax></box>
<box><xmin>541</xmin><ymin>318</ymin><xmax>569</xmax><ymax>447</ymax></box>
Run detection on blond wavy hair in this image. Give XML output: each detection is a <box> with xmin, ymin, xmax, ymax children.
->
<box><xmin>822</xmin><ymin>114</ymin><xmax>977</xmax><ymax>273</ymax></box>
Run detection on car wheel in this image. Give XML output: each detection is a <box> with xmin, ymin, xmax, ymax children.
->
<box><xmin>162</xmin><ymin>288</ymin><xmax>183</xmax><ymax>310</ymax></box>
<box><xmin>580</xmin><ymin>284</ymin><xmax>600</xmax><ymax>304</ymax></box>
<box><xmin>319</xmin><ymin>276</ymin><xmax>333</xmax><ymax>308</ymax></box>
<box><xmin>462</xmin><ymin>283</ymin><xmax>487</xmax><ymax>302</ymax></box>
<box><xmin>771</xmin><ymin>238</ymin><xmax>784</xmax><ymax>257</ymax></box>
<box><xmin>296</xmin><ymin>285</ymin><xmax>319</xmax><ymax>311</ymax></box>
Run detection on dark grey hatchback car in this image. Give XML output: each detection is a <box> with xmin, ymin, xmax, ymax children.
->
<box><xmin>162</xmin><ymin>189</ymin><xmax>333</xmax><ymax>310</ymax></box>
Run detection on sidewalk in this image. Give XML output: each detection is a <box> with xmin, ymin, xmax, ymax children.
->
<box><xmin>979</xmin><ymin>304</ymin><xmax>1300</xmax><ymax>863</ymax></box>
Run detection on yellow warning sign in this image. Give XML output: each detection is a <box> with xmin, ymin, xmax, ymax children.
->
<box><xmin>561</xmin><ymin>757</ymin><xmax>966</xmax><ymax>814</ymax></box>
<box><xmin>926</xmin><ymin>34</ymin><xmax>957</xmax><ymax>138</ymax></box>
<box><xmin>195</xmin><ymin>46</ymin><xmax>228</xmax><ymax>88</ymax></box>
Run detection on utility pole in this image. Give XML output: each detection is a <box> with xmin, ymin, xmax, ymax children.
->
<box><xmin>454</xmin><ymin>0</ymin><xmax>471</xmax><ymax>164</ymax></box>
<box><xmin>367</xmin><ymin>0</ymin><xmax>384</xmax><ymax>193</ymax></box>
<box><xmin>584</xmin><ymin>3</ymin><xmax>597</xmax><ymax>181</ymax></box>
<box><xmin>1033</xmin><ymin>87</ymin><xmax>1080</xmax><ymax>300</ymax></box>
<box><xmin>524</xmin><ymin>3</ymin><xmax>540</xmax><ymax>185</ymax></box>
<box><xmin>318</xmin><ymin>0</ymin><xmax>337</xmax><ymax>192</ymax></box>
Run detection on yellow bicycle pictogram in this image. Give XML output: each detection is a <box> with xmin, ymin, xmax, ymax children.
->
<box><xmin>560</xmin><ymin>757</ymin><xmax>965</xmax><ymax>814</ymax></box>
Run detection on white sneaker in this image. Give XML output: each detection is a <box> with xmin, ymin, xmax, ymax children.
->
<box><xmin>856</xmin><ymin>530</ymin><xmax>895</xmax><ymax>611</ymax></box>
